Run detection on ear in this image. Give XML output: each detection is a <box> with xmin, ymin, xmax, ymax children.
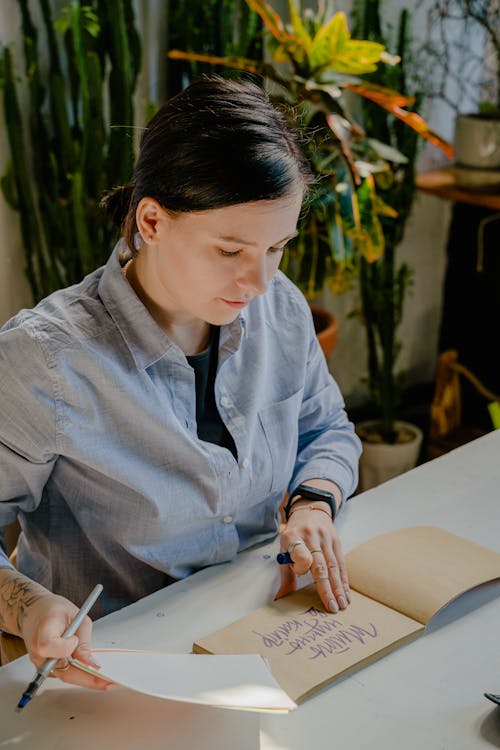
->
<box><xmin>135</xmin><ymin>197</ymin><xmax>165</xmax><ymax>244</ymax></box>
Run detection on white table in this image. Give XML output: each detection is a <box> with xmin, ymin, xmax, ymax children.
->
<box><xmin>1</xmin><ymin>432</ymin><xmax>500</xmax><ymax>749</ymax></box>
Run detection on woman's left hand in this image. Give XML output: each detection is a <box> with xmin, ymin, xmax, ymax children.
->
<box><xmin>275</xmin><ymin>505</ymin><xmax>350</xmax><ymax>614</ymax></box>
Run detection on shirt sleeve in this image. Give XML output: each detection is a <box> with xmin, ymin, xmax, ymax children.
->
<box><xmin>290</xmin><ymin>308</ymin><xmax>361</xmax><ymax>502</ymax></box>
<box><xmin>0</xmin><ymin>321</ymin><xmax>58</xmax><ymax>568</ymax></box>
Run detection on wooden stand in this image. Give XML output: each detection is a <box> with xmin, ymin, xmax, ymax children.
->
<box><xmin>416</xmin><ymin>168</ymin><xmax>500</xmax><ymax>211</ymax></box>
<box><xmin>417</xmin><ymin>169</ymin><xmax>500</xmax><ymax>455</ymax></box>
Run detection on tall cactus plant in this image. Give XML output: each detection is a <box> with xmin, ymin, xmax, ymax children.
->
<box><xmin>0</xmin><ymin>0</ymin><xmax>141</xmax><ymax>302</ymax></box>
<box><xmin>351</xmin><ymin>0</ymin><xmax>423</xmax><ymax>444</ymax></box>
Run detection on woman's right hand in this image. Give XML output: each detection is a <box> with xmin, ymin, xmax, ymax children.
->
<box><xmin>0</xmin><ymin>570</ymin><xmax>110</xmax><ymax>690</ymax></box>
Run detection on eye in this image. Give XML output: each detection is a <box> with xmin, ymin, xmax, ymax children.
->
<box><xmin>268</xmin><ymin>246</ymin><xmax>285</xmax><ymax>254</ymax></box>
<box><xmin>218</xmin><ymin>249</ymin><xmax>241</xmax><ymax>258</ymax></box>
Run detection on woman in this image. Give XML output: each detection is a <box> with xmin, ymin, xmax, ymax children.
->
<box><xmin>0</xmin><ymin>77</ymin><xmax>361</xmax><ymax>690</ymax></box>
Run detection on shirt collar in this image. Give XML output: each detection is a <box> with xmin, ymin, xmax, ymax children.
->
<box><xmin>98</xmin><ymin>242</ymin><xmax>246</xmax><ymax>370</ymax></box>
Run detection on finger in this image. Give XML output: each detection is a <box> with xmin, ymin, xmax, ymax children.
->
<box><xmin>53</xmin><ymin>662</ymin><xmax>112</xmax><ymax>691</ymax></box>
<box><xmin>279</xmin><ymin>531</ymin><xmax>313</xmax><ymax>575</ymax></box>
<box><xmin>71</xmin><ymin>617</ymin><xmax>101</xmax><ymax>669</ymax></box>
<box><xmin>335</xmin><ymin>545</ymin><xmax>351</xmax><ymax>604</ymax></box>
<box><xmin>280</xmin><ymin>539</ymin><xmax>312</xmax><ymax>576</ymax></box>
<box><xmin>309</xmin><ymin>550</ymin><xmax>339</xmax><ymax>613</ymax></box>
<box><xmin>322</xmin><ymin>554</ymin><xmax>348</xmax><ymax>610</ymax></box>
<box><xmin>31</xmin><ymin>626</ymin><xmax>78</xmax><ymax>664</ymax></box>
<box><xmin>274</xmin><ymin>560</ymin><xmax>298</xmax><ymax>601</ymax></box>
<box><xmin>329</xmin><ymin>534</ymin><xmax>350</xmax><ymax>605</ymax></box>
<box><xmin>57</xmin><ymin>615</ymin><xmax>111</xmax><ymax>690</ymax></box>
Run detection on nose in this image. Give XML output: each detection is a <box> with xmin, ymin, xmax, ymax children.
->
<box><xmin>237</xmin><ymin>256</ymin><xmax>269</xmax><ymax>296</ymax></box>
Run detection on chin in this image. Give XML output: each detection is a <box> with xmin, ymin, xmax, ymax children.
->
<box><xmin>212</xmin><ymin>311</ymin><xmax>241</xmax><ymax>326</ymax></box>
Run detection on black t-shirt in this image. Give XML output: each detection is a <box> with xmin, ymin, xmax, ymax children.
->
<box><xmin>186</xmin><ymin>327</ymin><xmax>237</xmax><ymax>459</ymax></box>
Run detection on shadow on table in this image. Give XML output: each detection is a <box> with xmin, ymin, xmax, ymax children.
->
<box><xmin>480</xmin><ymin>705</ymin><xmax>500</xmax><ymax>748</ymax></box>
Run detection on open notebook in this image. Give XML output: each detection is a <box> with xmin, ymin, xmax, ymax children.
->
<box><xmin>193</xmin><ymin>527</ymin><xmax>500</xmax><ymax>703</ymax></box>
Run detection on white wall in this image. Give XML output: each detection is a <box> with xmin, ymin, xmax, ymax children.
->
<box><xmin>0</xmin><ymin>0</ymin><xmax>466</xmax><ymax>406</ymax></box>
<box><xmin>327</xmin><ymin>192</ymin><xmax>451</xmax><ymax>407</ymax></box>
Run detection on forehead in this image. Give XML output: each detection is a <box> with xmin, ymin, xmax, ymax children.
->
<box><xmin>173</xmin><ymin>193</ymin><xmax>304</xmax><ymax>239</ymax></box>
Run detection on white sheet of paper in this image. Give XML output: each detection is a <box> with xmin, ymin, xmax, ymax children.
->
<box><xmin>70</xmin><ymin>649</ymin><xmax>296</xmax><ymax>713</ymax></box>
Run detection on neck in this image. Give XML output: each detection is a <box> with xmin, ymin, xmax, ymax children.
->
<box><xmin>124</xmin><ymin>258</ymin><xmax>211</xmax><ymax>355</ymax></box>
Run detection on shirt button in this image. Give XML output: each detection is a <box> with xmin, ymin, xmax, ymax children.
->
<box><xmin>241</xmin><ymin>457</ymin><xmax>250</xmax><ymax>469</ymax></box>
<box><xmin>220</xmin><ymin>396</ymin><xmax>232</xmax><ymax>408</ymax></box>
<box><xmin>223</xmin><ymin>515</ymin><xmax>233</xmax><ymax>524</ymax></box>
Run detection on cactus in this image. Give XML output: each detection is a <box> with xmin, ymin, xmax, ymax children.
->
<box><xmin>352</xmin><ymin>0</ymin><xmax>421</xmax><ymax>443</ymax></box>
<box><xmin>0</xmin><ymin>0</ymin><xmax>141</xmax><ymax>302</ymax></box>
<box><xmin>166</xmin><ymin>0</ymin><xmax>262</xmax><ymax>98</ymax></box>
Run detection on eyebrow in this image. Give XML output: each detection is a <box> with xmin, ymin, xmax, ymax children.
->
<box><xmin>217</xmin><ymin>230</ymin><xmax>299</xmax><ymax>247</ymax></box>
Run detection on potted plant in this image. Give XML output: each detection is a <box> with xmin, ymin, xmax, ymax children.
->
<box><xmin>168</xmin><ymin>0</ymin><xmax>451</xmax><ymax>358</ymax></box>
<box><xmin>422</xmin><ymin>0</ymin><xmax>500</xmax><ymax>189</ymax></box>
<box><xmin>348</xmin><ymin>0</ymin><xmax>435</xmax><ymax>490</ymax></box>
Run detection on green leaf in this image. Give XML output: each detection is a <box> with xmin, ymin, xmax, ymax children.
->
<box><xmin>288</xmin><ymin>0</ymin><xmax>313</xmax><ymax>51</ymax></box>
<box><xmin>309</xmin><ymin>11</ymin><xmax>350</xmax><ymax>70</ymax></box>
<box><xmin>54</xmin><ymin>8</ymin><xmax>71</xmax><ymax>35</ymax></box>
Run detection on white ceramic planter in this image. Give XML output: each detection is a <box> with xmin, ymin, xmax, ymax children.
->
<box><xmin>357</xmin><ymin>420</ymin><xmax>423</xmax><ymax>493</ymax></box>
<box><xmin>453</xmin><ymin>113</ymin><xmax>500</xmax><ymax>189</ymax></box>
<box><xmin>454</xmin><ymin>113</ymin><xmax>500</xmax><ymax>168</ymax></box>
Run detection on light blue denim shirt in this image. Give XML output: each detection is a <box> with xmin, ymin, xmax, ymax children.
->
<box><xmin>0</xmin><ymin>244</ymin><xmax>361</xmax><ymax>616</ymax></box>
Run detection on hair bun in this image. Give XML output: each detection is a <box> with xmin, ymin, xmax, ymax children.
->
<box><xmin>100</xmin><ymin>183</ymin><xmax>134</xmax><ymax>229</ymax></box>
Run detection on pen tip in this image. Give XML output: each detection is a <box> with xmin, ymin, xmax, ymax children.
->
<box><xmin>16</xmin><ymin>694</ymin><xmax>30</xmax><ymax>711</ymax></box>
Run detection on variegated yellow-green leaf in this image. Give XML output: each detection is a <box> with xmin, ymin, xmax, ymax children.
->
<box><xmin>325</xmin><ymin>41</ymin><xmax>385</xmax><ymax>75</ymax></box>
<box><xmin>272</xmin><ymin>45</ymin><xmax>291</xmax><ymax>64</ymax></box>
<box><xmin>374</xmin><ymin>195</ymin><xmax>398</xmax><ymax>219</ymax></box>
<box><xmin>272</xmin><ymin>40</ymin><xmax>306</xmax><ymax>65</ymax></box>
<box><xmin>288</xmin><ymin>0</ymin><xmax>313</xmax><ymax>52</ymax></box>
<box><xmin>348</xmin><ymin>225</ymin><xmax>384</xmax><ymax>263</ymax></box>
<box><xmin>308</xmin><ymin>11</ymin><xmax>350</xmax><ymax>70</ymax></box>
<box><xmin>329</xmin><ymin>58</ymin><xmax>378</xmax><ymax>75</ymax></box>
<box><xmin>330</xmin><ymin>263</ymin><xmax>357</xmax><ymax>295</ymax></box>
<box><xmin>340</xmin><ymin>40</ymin><xmax>385</xmax><ymax>65</ymax></box>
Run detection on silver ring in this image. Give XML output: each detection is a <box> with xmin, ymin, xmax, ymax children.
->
<box><xmin>310</xmin><ymin>549</ymin><xmax>323</xmax><ymax>554</ymax></box>
<box><xmin>313</xmin><ymin>576</ymin><xmax>329</xmax><ymax>583</ymax></box>
<box><xmin>53</xmin><ymin>658</ymin><xmax>70</xmax><ymax>672</ymax></box>
<box><xmin>287</xmin><ymin>540</ymin><xmax>306</xmax><ymax>556</ymax></box>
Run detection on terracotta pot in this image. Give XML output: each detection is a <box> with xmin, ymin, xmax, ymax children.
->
<box><xmin>310</xmin><ymin>304</ymin><xmax>339</xmax><ymax>357</ymax></box>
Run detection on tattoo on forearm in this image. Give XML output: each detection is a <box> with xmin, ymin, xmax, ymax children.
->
<box><xmin>0</xmin><ymin>575</ymin><xmax>44</xmax><ymax>634</ymax></box>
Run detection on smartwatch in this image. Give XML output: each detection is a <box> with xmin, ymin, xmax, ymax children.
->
<box><xmin>284</xmin><ymin>483</ymin><xmax>337</xmax><ymax>523</ymax></box>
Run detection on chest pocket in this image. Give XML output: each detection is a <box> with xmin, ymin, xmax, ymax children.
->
<box><xmin>258</xmin><ymin>388</ymin><xmax>304</xmax><ymax>495</ymax></box>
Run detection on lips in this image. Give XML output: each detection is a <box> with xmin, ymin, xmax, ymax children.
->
<box><xmin>220</xmin><ymin>298</ymin><xmax>249</xmax><ymax>308</ymax></box>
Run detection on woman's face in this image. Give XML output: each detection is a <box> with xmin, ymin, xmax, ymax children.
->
<box><xmin>135</xmin><ymin>191</ymin><xmax>304</xmax><ymax>327</ymax></box>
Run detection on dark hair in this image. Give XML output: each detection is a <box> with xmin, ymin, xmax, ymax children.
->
<box><xmin>101</xmin><ymin>76</ymin><xmax>313</xmax><ymax>254</ymax></box>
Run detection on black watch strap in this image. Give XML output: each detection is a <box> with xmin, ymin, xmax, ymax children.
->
<box><xmin>284</xmin><ymin>483</ymin><xmax>337</xmax><ymax>522</ymax></box>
